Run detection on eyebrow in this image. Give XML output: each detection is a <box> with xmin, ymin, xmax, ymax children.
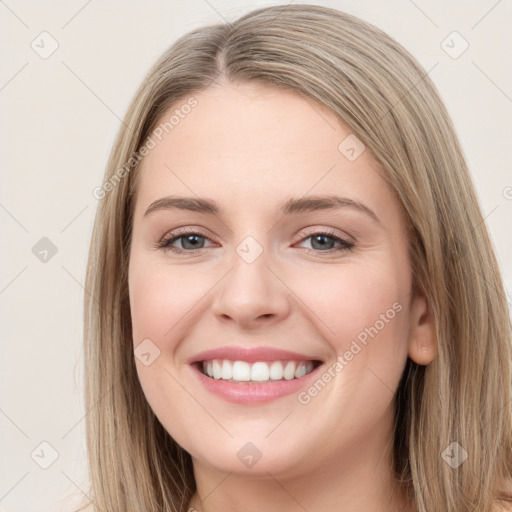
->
<box><xmin>143</xmin><ymin>194</ymin><xmax>380</xmax><ymax>224</ymax></box>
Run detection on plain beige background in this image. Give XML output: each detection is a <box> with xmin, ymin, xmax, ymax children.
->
<box><xmin>1</xmin><ymin>1</ymin><xmax>511</xmax><ymax>510</ymax></box>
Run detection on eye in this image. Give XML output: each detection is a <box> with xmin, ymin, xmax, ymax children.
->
<box><xmin>158</xmin><ymin>228</ymin><xmax>215</xmax><ymax>253</ymax></box>
<box><xmin>157</xmin><ymin>227</ymin><xmax>355</xmax><ymax>255</ymax></box>
<box><xmin>295</xmin><ymin>229</ymin><xmax>355</xmax><ymax>254</ymax></box>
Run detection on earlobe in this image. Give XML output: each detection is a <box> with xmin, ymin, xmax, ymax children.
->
<box><xmin>407</xmin><ymin>292</ymin><xmax>437</xmax><ymax>365</ymax></box>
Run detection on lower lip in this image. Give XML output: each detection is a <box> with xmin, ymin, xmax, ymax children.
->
<box><xmin>190</xmin><ymin>362</ymin><xmax>324</xmax><ymax>405</ymax></box>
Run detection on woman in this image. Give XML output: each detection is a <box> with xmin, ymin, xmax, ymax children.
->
<box><xmin>80</xmin><ymin>4</ymin><xmax>512</xmax><ymax>511</ymax></box>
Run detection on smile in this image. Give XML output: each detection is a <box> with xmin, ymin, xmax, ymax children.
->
<box><xmin>199</xmin><ymin>359</ymin><xmax>321</xmax><ymax>383</ymax></box>
<box><xmin>191</xmin><ymin>359</ymin><xmax>325</xmax><ymax>405</ymax></box>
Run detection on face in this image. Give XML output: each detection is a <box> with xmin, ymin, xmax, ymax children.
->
<box><xmin>128</xmin><ymin>82</ymin><xmax>430</xmax><ymax>479</ymax></box>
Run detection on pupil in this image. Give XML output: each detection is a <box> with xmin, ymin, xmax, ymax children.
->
<box><xmin>311</xmin><ymin>234</ymin><xmax>333</xmax><ymax>250</ymax></box>
<box><xmin>183</xmin><ymin>235</ymin><xmax>203</xmax><ymax>250</ymax></box>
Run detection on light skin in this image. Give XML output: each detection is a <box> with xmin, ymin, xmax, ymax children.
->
<box><xmin>128</xmin><ymin>81</ymin><xmax>436</xmax><ymax>512</ymax></box>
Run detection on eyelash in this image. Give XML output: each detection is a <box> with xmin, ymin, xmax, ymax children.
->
<box><xmin>157</xmin><ymin>227</ymin><xmax>355</xmax><ymax>255</ymax></box>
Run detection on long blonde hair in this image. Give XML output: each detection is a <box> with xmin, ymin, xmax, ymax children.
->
<box><xmin>79</xmin><ymin>5</ymin><xmax>512</xmax><ymax>511</ymax></box>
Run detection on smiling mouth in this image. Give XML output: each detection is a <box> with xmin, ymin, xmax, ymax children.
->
<box><xmin>194</xmin><ymin>359</ymin><xmax>323</xmax><ymax>383</ymax></box>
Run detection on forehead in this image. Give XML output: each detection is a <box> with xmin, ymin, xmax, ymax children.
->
<box><xmin>134</xmin><ymin>82</ymin><xmax>394</xmax><ymax>222</ymax></box>
<box><xmin>158</xmin><ymin>82</ymin><xmax>350</xmax><ymax>163</ymax></box>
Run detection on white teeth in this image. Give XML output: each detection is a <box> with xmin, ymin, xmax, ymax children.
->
<box><xmin>221</xmin><ymin>360</ymin><xmax>233</xmax><ymax>380</ymax></box>
<box><xmin>212</xmin><ymin>360</ymin><xmax>221</xmax><ymax>379</ymax></box>
<box><xmin>295</xmin><ymin>363</ymin><xmax>307</xmax><ymax>378</ymax></box>
<box><xmin>269</xmin><ymin>361</ymin><xmax>283</xmax><ymax>380</ymax></box>
<box><xmin>201</xmin><ymin>359</ymin><xmax>316</xmax><ymax>382</ymax></box>
<box><xmin>251</xmin><ymin>362</ymin><xmax>270</xmax><ymax>381</ymax></box>
<box><xmin>283</xmin><ymin>361</ymin><xmax>296</xmax><ymax>380</ymax></box>
<box><xmin>232</xmin><ymin>361</ymin><xmax>251</xmax><ymax>381</ymax></box>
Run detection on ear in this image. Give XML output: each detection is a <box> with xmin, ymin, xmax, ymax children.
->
<box><xmin>407</xmin><ymin>291</ymin><xmax>437</xmax><ymax>365</ymax></box>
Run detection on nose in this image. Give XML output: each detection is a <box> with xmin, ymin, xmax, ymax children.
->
<box><xmin>211</xmin><ymin>248</ymin><xmax>291</xmax><ymax>330</ymax></box>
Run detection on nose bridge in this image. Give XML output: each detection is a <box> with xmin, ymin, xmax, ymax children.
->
<box><xmin>232</xmin><ymin>236</ymin><xmax>270</xmax><ymax>292</ymax></box>
<box><xmin>211</xmin><ymin>233</ymin><xmax>290</xmax><ymax>326</ymax></box>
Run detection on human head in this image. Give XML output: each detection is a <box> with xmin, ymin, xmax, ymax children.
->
<box><xmin>82</xmin><ymin>5</ymin><xmax>512</xmax><ymax>511</ymax></box>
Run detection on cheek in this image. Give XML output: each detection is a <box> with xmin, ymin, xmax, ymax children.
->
<box><xmin>283</xmin><ymin>255</ymin><xmax>411</xmax><ymax>393</ymax></box>
<box><xmin>284</xmin><ymin>261</ymin><xmax>411</xmax><ymax>436</ymax></box>
<box><xmin>128</xmin><ymin>256</ymin><xmax>208</xmax><ymax>434</ymax></box>
<box><xmin>292</xmin><ymin>262</ymin><xmax>408</xmax><ymax>343</ymax></box>
<box><xmin>129</xmin><ymin>256</ymin><xmax>208</xmax><ymax>349</ymax></box>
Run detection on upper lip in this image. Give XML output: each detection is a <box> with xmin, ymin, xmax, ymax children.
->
<box><xmin>188</xmin><ymin>346</ymin><xmax>324</xmax><ymax>364</ymax></box>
